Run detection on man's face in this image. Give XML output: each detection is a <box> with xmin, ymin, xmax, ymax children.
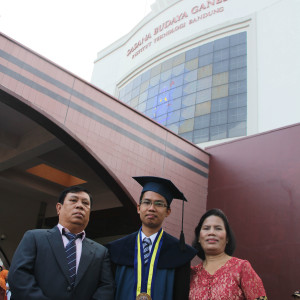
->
<box><xmin>137</xmin><ymin>191</ymin><xmax>171</xmax><ymax>231</ymax></box>
<box><xmin>56</xmin><ymin>191</ymin><xmax>91</xmax><ymax>233</ymax></box>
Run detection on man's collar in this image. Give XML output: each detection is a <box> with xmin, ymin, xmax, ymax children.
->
<box><xmin>57</xmin><ymin>223</ymin><xmax>86</xmax><ymax>240</ymax></box>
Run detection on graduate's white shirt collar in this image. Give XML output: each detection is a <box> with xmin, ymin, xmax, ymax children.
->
<box><xmin>141</xmin><ymin>230</ymin><xmax>159</xmax><ymax>253</ymax></box>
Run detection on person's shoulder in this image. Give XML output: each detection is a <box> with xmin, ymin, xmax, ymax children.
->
<box><xmin>106</xmin><ymin>231</ymin><xmax>137</xmax><ymax>249</ymax></box>
<box><xmin>190</xmin><ymin>262</ymin><xmax>203</xmax><ymax>274</ymax></box>
<box><xmin>84</xmin><ymin>237</ymin><xmax>109</xmax><ymax>251</ymax></box>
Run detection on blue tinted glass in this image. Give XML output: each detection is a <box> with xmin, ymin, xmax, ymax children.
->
<box><xmin>150</xmin><ymin>74</ymin><xmax>160</xmax><ymax>86</ymax></box>
<box><xmin>210</xmin><ymin>124</ymin><xmax>227</xmax><ymax>140</ymax></box>
<box><xmin>194</xmin><ymin>114</ymin><xmax>210</xmax><ymax>129</ymax></box>
<box><xmin>148</xmin><ymin>85</ymin><xmax>159</xmax><ymax>98</ymax></box>
<box><xmin>229</xmin><ymin>67</ymin><xmax>247</xmax><ymax>82</ymax></box>
<box><xmin>179</xmin><ymin>131</ymin><xmax>193</xmax><ymax>142</ymax></box>
<box><xmin>145</xmin><ymin>108</ymin><xmax>156</xmax><ymax>118</ymax></box>
<box><xmin>230</xmin><ymin>43</ymin><xmax>247</xmax><ymax>58</ymax></box>
<box><xmin>171</xmin><ymin>74</ymin><xmax>184</xmax><ymax>88</ymax></box>
<box><xmin>229</xmin><ymin>80</ymin><xmax>247</xmax><ymax>95</ymax></box>
<box><xmin>167</xmin><ymin>109</ymin><xmax>180</xmax><ymax>124</ymax></box>
<box><xmin>213</xmin><ymin>60</ymin><xmax>229</xmax><ymax>74</ymax></box>
<box><xmin>119</xmin><ymin>88</ymin><xmax>126</xmax><ymax>99</ymax></box>
<box><xmin>193</xmin><ymin>128</ymin><xmax>209</xmax><ymax>143</ymax></box>
<box><xmin>196</xmin><ymin>88</ymin><xmax>211</xmax><ymax>103</ymax></box>
<box><xmin>230</xmin><ymin>55</ymin><xmax>247</xmax><ymax>70</ymax></box>
<box><xmin>183</xmin><ymin>81</ymin><xmax>197</xmax><ymax>95</ymax></box>
<box><xmin>160</xmin><ymin>69</ymin><xmax>172</xmax><ymax>81</ymax></box>
<box><xmin>210</xmin><ymin>111</ymin><xmax>227</xmax><ymax>126</ymax></box>
<box><xmin>199</xmin><ymin>42</ymin><xmax>214</xmax><ymax>55</ymax></box>
<box><xmin>230</xmin><ymin>32</ymin><xmax>247</xmax><ymax>46</ymax></box>
<box><xmin>180</xmin><ymin>106</ymin><xmax>195</xmax><ymax>120</ymax></box>
<box><xmin>141</xmin><ymin>70</ymin><xmax>151</xmax><ymax>82</ymax></box>
<box><xmin>172</xmin><ymin>97</ymin><xmax>182</xmax><ymax>110</ymax></box>
<box><xmin>172</xmin><ymin>86</ymin><xmax>183</xmax><ymax>98</ymax></box>
<box><xmin>228</xmin><ymin>121</ymin><xmax>246</xmax><ymax>137</ymax></box>
<box><xmin>228</xmin><ymin>107</ymin><xmax>247</xmax><ymax>123</ymax></box>
<box><xmin>155</xmin><ymin>114</ymin><xmax>167</xmax><ymax>126</ymax></box>
<box><xmin>197</xmin><ymin>76</ymin><xmax>212</xmax><ymax>91</ymax></box>
<box><xmin>132</xmin><ymin>76</ymin><xmax>142</xmax><ymax>89</ymax></box>
<box><xmin>172</xmin><ymin>63</ymin><xmax>185</xmax><ymax>76</ymax></box>
<box><xmin>146</xmin><ymin>96</ymin><xmax>158</xmax><ymax>110</ymax></box>
<box><xmin>211</xmin><ymin>97</ymin><xmax>228</xmax><ymax>112</ymax></box>
<box><xmin>186</xmin><ymin>47</ymin><xmax>199</xmax><ymax>61</ymax></box>
<box><xmin>213</xmin><ymin>48</ymin><xmax>230</xmax><ymax>63</ymax></box>
<box><xmin>131</xmin><ymin>87</ymin><xmax>139</xmax><ymax>98</ymax></box>
<box><xmin>159</xmin><ymin>80</ymin><xmax>171</xmax><ymax>93</ymax></box>
<box><xmin>184</xmin><ymin>70</ymin><xmax>197</xmax><ymax>83</ymax></box>
<box><xmin>139</xmin><ymin>91</ymin><xmax>148</xmax><ymax>103</ymax></box>
<box><xmin>124</xmin><ymin>81</ymin><xmax>133</xmax><ymax>94</ymax></box>
<box><xmin>214</xmin><ymin>36</ymin><xmax>229</xmax><ymax>50</ymax></box>
<box><xmin>228</xmin><ymin>93</ymin><xmax>247</xmax><ymax>108</ymax></box>
<box><xmin>199</xmin><ymin>53</ymin><xmax>213</xmax><ymax>67</ymax></box>
<box><xmin>182</xmin><ymin>93</ymin><xmax>196</xmax><ymax>107</ymax></box>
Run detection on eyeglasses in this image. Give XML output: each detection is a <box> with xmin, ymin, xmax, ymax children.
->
<box><xmin>140</xmin><ymin>200</ymin><xmax>168</xmax><ymax>208</ymax></box>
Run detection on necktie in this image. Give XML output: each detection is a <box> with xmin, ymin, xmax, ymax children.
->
<box><xmin>63</xmin><ymin>229</ymin><xmax>83</xmax><ymax>286</ymax></box>
<box><xmin>143</xmin><ymin>237</ymin><xmax>152</xmax><ymax>264</ymax></box>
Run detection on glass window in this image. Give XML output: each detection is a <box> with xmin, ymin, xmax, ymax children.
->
<box><xmin>148</xmin><ymin>85</ymin><xmax>159</xmax><ymax>98</ymax></box>
<box><xmin>172</xmin><ymin>53</ymin><xmax>185</xmax><ymax>66</ymax></box>
<box><xmin>139</xmin><ymin>91</ymin><xmax>148</xmax><ymax>103</ymax></box>
<box><xmin>228</xmin><ymin>107</ymin><xmax>247</xmax><ymax>123</ymax></box>
<box><xmin>140</xmin><ymin>80</ymin><xmax>150</xmax><ymax>93</ymax></box>
<box><xmin>179</xmin><ymin>118</ymin><xmax>194</xmax><ymax>133</ymax></box>
<box><xmin>195</xmin><ymin>101</ymin><xmax>211</xmax><ymax>117</ymax></box>
<box><xmin>197</xmin><ymin>76</ymin><xmax>212</xmax><ymax>91</ymax></box>
<box><xmin>155</xmin><ymin>114</ymin><xmax>167</xmax><ymax>126</ymax></box>
<box><xmin>184</xmin><ymin>69</ymin><xmax>198</xmax><ymax>83</ymax></box>
<box><xmin>212</xmin><ymin>84</ymin><xmax>228</xmax><ymax>99</ymax></box>
<box><xmin>172</xmin><ymin>63</ymin><xmax>185</xmax><ymax>77</ymax></box>
<box><xmin>155</xmin><ymin>102</ymin><xmax>169</xmax><ymax>117</ymax></box>
<box><xmin>171</xmin><ymin>86</ymin><xmax>183</xmax><ymax>99</ymax></box>
<box><xmin>119</xmin><ymin>88</ymin><xmax>126</xmax><ymax>99</ymax></box>
<box><xmin>211</xmin><ymin>97</ymin><xmax>228</xmax><ymax>112</ymax></box>
<box><xmin>132</xmin><ymin>76</ymin><xmax>142</xmax><ymax>89</ymax></box>
<box><xmin>161</xmin><ymin>58</ymin><xmax>173</xmax><ymax>72</ymax></box>
<box><xmin>212</xmin><ymin>72</ymin><xmax>229</xmax><ymax>87</ymax></box>
<box><xmin>123</xmin><ymin>92</ymin><xmax>132</xmax><ymax>103</ymax></box>
<box><xmin>185</xmin><ymin>58</ymin><xmax>198</xmax><ymax>71</ymax></box>
<box><xmin>214</xmin><ymin>36</ymin><xmax>229</xmax><ymax>50</ymax></box>
<box><xmin>198</xmin><ymin>64</ymin><xmax>213</xmax><ymax>79</ymax></box>
<box><xmin>182</xmin><ymin>93</ymin><xmax>196</xmax><ymax>107</ymax></box>
<box><xmin>172</xmin><ymin>74</ymin><xmax>184</xmax><ymax>87</ymax></box>
<box><xmin>194</xmin><ymin>114</ymin><xmax>210</xmax><ymax>129</ymax></box>
<box><xmin>230</xmin><ymin>43</ymin><xmax>247</xmax><ymax>58</ymax></box>
<box><xmin>228</xmin><ymin>93</ymin><xmax>247</xmax><ymax>108</ymax></box>
<box><xmin>213</xmin><ymin>48</ymin><xmax>229</xmax><ymax>63</ymax></box>
<box><xmin>150</xmin><ymin>74</ymin><xmax>160</xmax><ymax>86</ymax></box>
<box><xmin>159</xmin><ymin>81</ymin><xmax>171</xmax><ymax>93</ymax></box>
<box><xmin>131</xmin><ymin>87</ymin><xmax>139</xmax><ymax>99</ymax></box>
<box><xmin>146</xmin><ymin>96</ymin><xmax>158</xmax><ymax>110</ymax></box>
<box><xmin>167</xmin><ymin>109</ymin><xmax>181</xmax><ymax>125</ymax></box>
<box><xmin>230</xmin><ymin>32</ymin><xmax>247</xmax><ymax>46</ymax></box>
<box><xmin>228</xmin><ymin>121</ymin><xmax>246</xmax><ymax>137</ymax></box>
<box><xmin>167</xmin><ymin>123</ymin><xmax>179</xmax><ymax>134</ymax></box>
<box><xmin>230</xmin><ymin>55</ymin><xmax>247</xmax><ymax>70</ymax></box>
<box><xmin>196</xmin><ymin>88</ymin><xmax>212</xmax><ymax>103</ymax></box>
<box><xmin>179</xmin><ymin>131</ymin><xmax>193</xmax><ymax>141</ymax></box>
<box><xmin>160</xmin><ymin>69</ymin><xmax>172</xmax><ymax>81</ymax></box>
<box><xmin>213</xmin><ymin>60</ymin><xmax>229</xmax><ymax>74</ymax></box>
<box><xmin>171</xmin><ymin>97</ymin><xmax>182</xmax><ymax>111</ymax></box>
<box><xmin>183</xmin><ymin>81</ymin><xmax>197</xmax><ymax>95</ymax></box>
<box><xmin>199</xmin><ymin>42</ymin><xmax>214</xmax><ymax>55</ymax></box>
<box><xmin>124</xmin><ymin>81</ymin><xmax>133</xmax><ymax>94</ymax></box>
<box><xmin>229</xmin><ymin>80</ymin><xmax>247</xmax><ymax>95</ymax></box>
<box><xmin>193</xmin><ymin>128</ymin><xmax>209</xmax><ymax>143</ymax></box>
<box><xmin>141</xmin><ymin>70</ymin><xmax>151</xmax><ymax>82</ymax></box>
<box><xmin>229</xmin><ymin>67</ymin><xmax>247</xmax><ymax>82</ymax></box>
<box><xmin>137</xmin><ymin>101</ymin><xmax>146</xmax><ymax>112</ymax></box>
<box><xmin>130</xmin><ymin>97</ymin><xmax>139</xmax><ymax>108</ymax></box>
<box><xmin>210</xmin><ymin>124</ymin><xmax>227</xmax><ymax>140</ymax></box>
<box><xmin>151</xmin><ymin>64</ymin><xmax>161</xmax><ymax>77</ymax></box>
<box><xmin>186</xmin><ymin>47</ymin><xmax>199</xmax><ymax>61</ymax></box>
<box><xmin>210</xmin><ymin>110</ymin><xmax>227</xmax><ymax>126</ymax></box>
<box><xmin>180</xmin><ymin>106</ymin><xmax>195</xmax><ymax>120</ymax></box>
<box><xmin>145</xmin><ymin>108</ymin><xmax>156</xmax><ymax>119</ymax></box>
<box><xmin>199</xmin><ymin>53</ymin><xmax>213</xmax><ymax>67</ymax></box>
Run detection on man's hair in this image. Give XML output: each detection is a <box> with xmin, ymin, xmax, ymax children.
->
<box><xmin>192</xmin><ymin>208</ymin><xmax>236</xmax><ymax>259</ymax></box>
<box><xmin>58</xmin><ymin>186</ymin><xmax>93</xmax><ymax>207</ymax></box>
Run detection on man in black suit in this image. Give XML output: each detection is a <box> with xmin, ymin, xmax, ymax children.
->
<box><xmin>8</xmin><ymin>186</ymin><xmax>114</xmax><ymax>300</ymax></box>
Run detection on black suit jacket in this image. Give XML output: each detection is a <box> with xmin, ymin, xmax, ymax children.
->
<box><xmin>8</xmin><ymin>227</ymin><xmax>114</xmax><ymax>300</ymax></box>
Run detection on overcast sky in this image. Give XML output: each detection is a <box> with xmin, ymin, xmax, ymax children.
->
<box><xmin>0</xmin><ymin>0</ymin><xmax>155</xmax><ymax>81</ymax></box>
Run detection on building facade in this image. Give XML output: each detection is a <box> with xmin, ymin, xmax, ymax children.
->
<box><xmin>92</xmin><ymin>0</ymin><xmax>300</xmax><ymax>146</ymax></box>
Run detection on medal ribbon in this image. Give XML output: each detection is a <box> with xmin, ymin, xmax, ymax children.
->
<box><xmin>134</xmin><ymin>228</ymin><xmax>164</xmax><ymax>298</ymax></box>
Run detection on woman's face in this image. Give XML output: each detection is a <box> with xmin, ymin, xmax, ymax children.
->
<box><xmin>199</xmin><ymin>215</ymin><xmax>228</xmax><ymax>256</ymax></box>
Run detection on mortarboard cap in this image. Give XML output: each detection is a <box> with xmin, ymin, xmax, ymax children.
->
<box><xmin>132</xmin><ymin>176</ymin><xmax>186</xmax><ymax>205</ymax></box>
<box><xmin>133</xmin><ymin>176</ymin><xmax>187</xmax><ymax>251</ymax></box>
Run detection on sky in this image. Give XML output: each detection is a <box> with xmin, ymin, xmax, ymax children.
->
<box><xmin>0</xmin><ymin>0</ymin><xmax>155</xmax><ymax>81</ymax></box>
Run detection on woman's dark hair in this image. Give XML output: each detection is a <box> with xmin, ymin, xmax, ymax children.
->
<box><xmin>58</xmin><ymin>186</ymin><xmax>93</xmax><ymax>207</ymax></box>
<box><xmin>192</xmin><ymin>208</ymin><xmax>236</xmax><ymax>259</ymax></box>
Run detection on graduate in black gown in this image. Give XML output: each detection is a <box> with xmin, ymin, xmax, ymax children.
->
<box><xmin>107</xmin><ymin>176</ymin><xmax>197</xmax><ymax>300</ymax></box>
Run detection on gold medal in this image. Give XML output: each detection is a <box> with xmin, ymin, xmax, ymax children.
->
<box><xmin>136</xmin><ymin>293</ymin><xmax>152</xmax><ymax>300</ymax></box>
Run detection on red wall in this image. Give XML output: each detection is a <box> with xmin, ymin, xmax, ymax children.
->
<box><xmin>206</xmin><ymin>124</ymin><xmax>300</xmax><ymax>299</ymax></box>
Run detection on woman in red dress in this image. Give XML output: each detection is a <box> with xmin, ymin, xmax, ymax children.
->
<box><xmin>189</xmin><ymin>209</ymin><xmax>267</xmax><ymax>300</ymax></box>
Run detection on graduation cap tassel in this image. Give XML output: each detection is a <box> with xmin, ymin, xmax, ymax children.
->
<box><xmin>179</xmin><ymin>200</ymin><xmax>186</xmax><ymax>251</ymax></box>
